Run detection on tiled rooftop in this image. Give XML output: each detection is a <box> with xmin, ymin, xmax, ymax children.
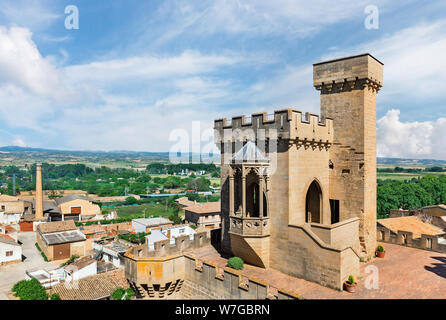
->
<box><xmin>378</xmin><ymin>216</ymin><xmax>445</xmax><ymax>239</ymax></box>
<box><xmin>38</xmin><ymin>220</ymin><xmax>77</xmax><ymax>234</ymax></box>
<box><xmin>184</xmin><ymin>201</ymin><xmax>220</xmax><ymax>214</ymax></box>
<box><xmin>50</xmin><ymin>269</ymin><xmax>128</xmax><ymax>300</ymax></box>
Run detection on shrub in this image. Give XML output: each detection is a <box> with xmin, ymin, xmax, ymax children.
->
<box><xmin>168</xmin><ymin>213</ymin><xmax>182</xmax><ymax>225</ymax></box>
<box><xmin>60</xmin><ymin>255</ymin><xmax>80</xmax><ymax>267</ymax></box>
<box><xmin>111</xmin><ymin>287</ymin><xmax>135</xmax><ymax>300</ymax></box>
<box><xmin>125</xmin><ymin>196</ymin><xmax>138</xmax><ymax>205</ymax></box>
<box><xmin>50</xmin><ymin>293</ymin><xmax>61</xmax><ymax>300</ymax></box>
<box><xmin>12</xmin><ymin>279</ymin><xmax>48</xmax><ymax>300</ymax></box>
<box><xmin>118</xmin><ymin>232</ymin><xmax>149</xmax><ymax>244</ymax></box>
<box><xmin>376</xmin><ymin>244</ymin><xmax>385</xmax><ymax>252</ymax></box>
<box><xmin>348</xmin><ymin>275</ymin><xmax>355</xmax><ymax>285</ymax></box>
<box><xmin>227</xmin><ymin>257</ymin><xmax>244</xmax><ymax>270</ymax></box>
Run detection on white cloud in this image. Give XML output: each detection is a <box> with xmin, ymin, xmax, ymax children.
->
<box><xmin>0</xmin><ymin>25</ymin><xmax>245</xmax><ymax>151</ymax></box>
<box><xmin>65</xmin><ymin>50</ymin><xmax>241</xmax><ymax>84</ymax></box>
<box><xmin>324</xmin><ymin>19</ymin><xmax>446</xmax><ymax>101</ymax></box>
<box><xmin>0</xmin><ymin>0</ymin><xmax>60</xmax><ymax>31</ymax></box>
<box><xmin>0</xmin><ymin>26</ymin><xmax>67</xmax><ymax>99</ymax></box>
<box><xmin>151</xmin><ymin>0</ymin><xmax>390</xmax><ymax>41</ymax></box>
<box><xmin>377</xmin><ymin>109</ymin><xmax>446</xmax><ymax>160</ymax></box>
<box><xmin>12</xmin><ymin>138</ymin><xmax>26</xmax><ymax>147</ymax></box>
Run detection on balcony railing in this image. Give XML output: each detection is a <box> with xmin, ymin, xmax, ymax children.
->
<box><xmin>230</xmin><ymin>216</ymin><xmax>270</xmax><ymax>237</ymax></box>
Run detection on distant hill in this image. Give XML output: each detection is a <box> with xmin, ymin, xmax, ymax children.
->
<box><xmin>377</xmin><ymin>157</ymin><xmax>446</xmax><ymax>167</ymax></box>
<box><xmin>0</xmin><ymin>146</ymin><xmax>444</xmax><ymax>168</ymax></box>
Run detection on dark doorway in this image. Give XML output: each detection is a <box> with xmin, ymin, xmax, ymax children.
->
<box><xmin>305</xmin><ymin>181</ymin><xmax>322</xmax><ymax>223</ymax></box>
<box><xmin>330</xmin><ymin>199</ymin><xmax>340</xmax><ymax>224</ymax></box>
<box><xmin>210</xmin><ymin>228</ymin><xmax>222</xmax><ymax>251</ymax></box>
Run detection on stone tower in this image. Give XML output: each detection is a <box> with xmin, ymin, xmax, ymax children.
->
<box><xmin>35</xmin><ymin>163</ymin><xmax>43</xmax><ymax>220</ymax></box>
<box><xmin>214</xmin><ymin>53</ymin><xmax>383</xmax><ymax>289</ymax></box>
<box><xmin>313</xmin><ymin>53</ymin><xmax>383</xmax><ymax>259</ymax></box>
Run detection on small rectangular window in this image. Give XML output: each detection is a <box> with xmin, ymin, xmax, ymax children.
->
<box><xmin>330</xmin><ymin>199</ymin><xmax>340</xmax><ymax>224</ymax></box>
<box><xmin>6</xmin><ymin>251</ymin><xmax>13</xmax><ymax>257</ymax></box>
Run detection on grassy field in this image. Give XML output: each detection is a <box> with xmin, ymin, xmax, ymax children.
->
<box><xmin>112</xmin><ymin>203</ymin><xmax>176</xmax><ymax>218</ymax></box>
<box><xmin>377</xmin><ymin>172</ymin><xmax>446</xmax><ymax>181</ymax></box>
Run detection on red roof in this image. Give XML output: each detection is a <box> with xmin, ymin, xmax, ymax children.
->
<box><xmin>0</xmin><ymin>234</ymin><xmax>14</xmax><ymax>241</ymax></box>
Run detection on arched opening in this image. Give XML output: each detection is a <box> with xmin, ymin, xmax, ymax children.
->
<box><xmin>246</xmin><ymin>182</ymin><xmax>260</xmax><ymax>217</ymax></box>
<box><xmin>305</xmin><ymin>180</ymin><xmax>322</xmax><ymax>223</ymax></box>
<box><xmin>263</xmin><ymin>193</ymin><xmax>268</xmax><ymax>217</ymax></box>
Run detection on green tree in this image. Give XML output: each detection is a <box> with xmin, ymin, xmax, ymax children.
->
<box><xmin>50</xmin><ymin>293</ymin><xmax>61</xmax><ymax>300</ymax></box>
<box><xmin>12</xmin><ymin>279</ymin><xmax>48</xmax><ymax>300</ymax></box>
<box><xmin>111</xmin><ymin>287</ymin><xmax>135</xmax><ymax>300</ymax></box>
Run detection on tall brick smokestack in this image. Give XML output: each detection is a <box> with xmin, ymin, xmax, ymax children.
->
<box><xmin>35</xmin><ymin>163</ymin><xmax>43</xmax><ymax>220</ymax></box>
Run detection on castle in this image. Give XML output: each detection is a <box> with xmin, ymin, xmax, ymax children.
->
<box><xmin>214</xmin><ymin>53</ymin><xmax>383</xmax><ymax>289</ymax></box>
<box><xmin>124</xmin><ymin>53</ymin><xmax>384</xmax><ymax>296</ymax></box>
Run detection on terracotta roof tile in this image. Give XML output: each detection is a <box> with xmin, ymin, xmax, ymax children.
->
<box><xmin>378</xmin><ymin>216</ymin><xmax>445</xmax><ymax>239</ymax></box>
<box><xmin>50</xmin><ymin>269</ymin><xmax>128</xmax><ymax>300</ymax></box>
<box><xmin>0</xmin><ymin>234</ymin><xmax>19</xmax><ymax>246</ymax></box>
<box><xmin>184</xmin><ymin>201</ymin><xmax>220</xmax><ymax>215</ymax></box>
<box><xmin>38</xmin><ymin>220</ymin><xmax>76</xmax><ymax>234</ymax></box>
<box><xmin>65</xmin><ymin>256</ymin><xmax>96</xmax><ymax>270</ymax></box>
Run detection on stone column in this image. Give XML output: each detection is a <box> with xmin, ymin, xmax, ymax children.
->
<box><xmin>35</xmin><ymin>163</ymin><xmax>43</xmax><ymax>220</ymax></box>
<box><xmin>242</xmin><ymin>174</ymin><xmax>246</xmax><ymax>217</ymax></box>
<box><xmin>229</xmin><ymin>168</ymin><xmax>234</xmax><ymax>217</ymax></box>
<box><xmin>259</xmin><ymin>174</ymin><xmax>264</xmax><ymax>217</ymax></box>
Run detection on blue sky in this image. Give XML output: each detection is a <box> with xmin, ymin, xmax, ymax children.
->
<box><xmin>0</xmin><ymin>0</ymin><xmax>445</xmax><ymax>159</ymax></box>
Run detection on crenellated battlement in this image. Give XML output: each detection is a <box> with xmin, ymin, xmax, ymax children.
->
<box><xmin>214</xmin><ymin>108</ymin><xmax>333</xmax><ymax>148</ymax></box>
<box><xmin>125</xmin><ymin>231</ymin><xmax>210</xmax><ymax>260</ymax></box>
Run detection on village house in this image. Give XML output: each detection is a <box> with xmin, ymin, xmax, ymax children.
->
<box><xmin>377</xmin><ymin>215</ymin><xmax>446</xmax><ymax>252</ymax></box>
<box><xmin>42</xmin><ymin>195</ymin><xmax>101</xmax><ymax>222</ymax></box>
<box><xmin>388</xmin><ymin>204</ymin><xmax>446</xmax><ymax>231</ymax></box>
<box><xmin>36</xmin><ymin>220</ymin><xmax>86</xmax><ymax>261</ymax></box>
<box><xmin>145</xmin><ymin>224</ymin><xmax>196</xmax><ymax>250</ymax></box>
<box><xmin>0</xmin><ymin>194</ymin><xmax>32</xmax><ymax>225</ymax></box>
<box><xmin>184</xmin><ymin>201</ymin><xmax>221</xmax><ymax>229</ymax></box>
<box><xmin>131</xmin><ymin>217</ymin><xmax>173</xmax><ymax>234</ymax></box>
<box><xmin>49</xmin><ymin>269</ymin><xmax>129</xmax><ymax>300</ymax></box>
<box><xmin>63</xmin><ymin>256</ymin><xmax>98</xmax><ymax>282</ymax></box>
<box><xmin>25</xmin><ymin>267</ymin><xmax>64</xmax><ymax>288</ymax></box>
<box><xmin>0</xmin><ymin>230</ymin><xmax>21</xmax><ymax>265</ymax></box>
<box><xmin>92</xmin><ymin>240</ymin><xmax>130</xmax><ymax>268</ymax></box>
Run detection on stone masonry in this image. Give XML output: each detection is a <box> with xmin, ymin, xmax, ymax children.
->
<box><xmin>213</xmin><ymin>53</ymin><xmax>383</xmax><ymax>290</ymax></box>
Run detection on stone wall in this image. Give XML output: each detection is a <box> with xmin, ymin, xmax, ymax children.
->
<box><xmin>182</xmin><ymin>255</ymin><xmax>299</xmax><ymax>300</ymax></box>
<box><xmin>377</xmin><ymin>226</ymin><xmax>446</xmax><ymax>253</ymax></box>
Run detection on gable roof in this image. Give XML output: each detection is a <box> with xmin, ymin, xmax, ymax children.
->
<box><xmin>0</xmin><ymin>194</ymin><xmax>19</xmax><ymax>201</ymax></box>
<box><xmin>232</xmin><ymin>141</ymin><xmax>269</xmax><ymax>163</ymax></box>
<box><xmin>185</xmin><ymin>201</ymin><xmax>221</xmax><ymax>215</ymax></box>
<box><xmin>37</xmin><ymin>220</ymin><xmax>77</xmax><ymax>234</ymax></box>
<box><xmin>132</xmin><ymin>217</ymin><xmax>172</xmax><ymax>227</ymax></box>
<box><xmin>378</xmin><ymin>216</ymin><xmax>445</xmax><ymax>239</ymax></box>
<box><xmin>65</xmin><ymin>256</ymin><xmax>96</xmax><ymax>271</ymax></box>
<box><xmin>54</xmin><ymin>195</ymin><xmax>91</xmax><ymax>205</ymax></box>
<box><xmin>421</xmin><ymin>205</ymin><xmax>446</xmax><ymax>216</ymax></box>
<box><xmin>50</xmin><ymin>269</ymin><xmax>128</xmax><ymax>300</ymax></box>
<box><xmin>0</xmin><ymin>234</ymin><xmax>20</xmax><ymax>246</ymax></box>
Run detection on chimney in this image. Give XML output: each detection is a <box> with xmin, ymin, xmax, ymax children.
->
<box><xmin>35</xmin><ymin>163</ymin><xmax>43</xmax><ymax>220</ymax></box>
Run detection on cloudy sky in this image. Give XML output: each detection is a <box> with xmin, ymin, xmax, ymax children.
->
<box><xmin>0</xmin><ymin>0</ymin><xmax>445</xmax><ymax>159</ymax></box>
